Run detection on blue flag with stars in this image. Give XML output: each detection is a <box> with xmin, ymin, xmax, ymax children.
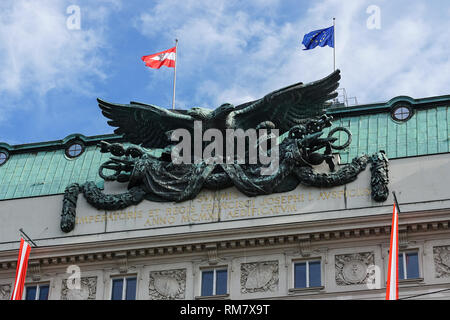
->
<box><xmin>302</xmin><ymin>26</ymin><xmax>334</xmax><ymax>50</ymax></box>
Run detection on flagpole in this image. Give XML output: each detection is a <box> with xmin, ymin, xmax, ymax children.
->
<box><xmin>19</xmin><ymin>228</ymin><xmax>38</xmax><ymax>248</ymax></box>
<box><xmin>333</xmin><ymin>17</ymin><xmax>336</xmax><ymax>72</ymax></box>
<box><xmin>386</xmin><ymin>191</ymin><xmax>400</xmax><ymax>300</ymax></box>
<box><xmin>172</xmin><ymin>39</ymin><xmax>178</xmax><ymax>110</ymax></box>
<box><xmin>392</xmin><ymin>191</ymin><xmax>401</xmax><ymax>213</ymax></box>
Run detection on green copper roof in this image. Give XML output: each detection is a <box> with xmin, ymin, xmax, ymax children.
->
<box><xmin>0</xmin><ymin>134</ymin><xmax>120</xmax><ymax>200</ymax></box>
<box><xmin>0</xmin><ymin>95</ymin><xmax>449</xmax><ymax>201</ymax></box>
<box><xmin>326</xmin><ymin>105</ymin><xmax>450</xmax><ymax>164</ymax></box>
<box><xmin>0</xmin><ymin>144</ymin><xmax>109</xmax><ymax>200</ymax></box>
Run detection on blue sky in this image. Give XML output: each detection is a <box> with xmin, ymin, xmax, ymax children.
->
<box><xmin>0</xmin><ymin>0</ymin><xmax>449</xmax><ymax>145</ymax></box>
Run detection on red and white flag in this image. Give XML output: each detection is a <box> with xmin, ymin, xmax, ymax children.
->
<box><xmin>10</xmin><ymin>238</ymin><xmax>31</xmax><ymax>300</ymax></box>
<box><xmin>142</xmin><ymin>46</ymin><xmax>176</xmax><ymax>69</ymax></box>
<box><xmin>386</xmin><ymin>202</ymin><xmax>399</xmax><ymax>300</ymax></box>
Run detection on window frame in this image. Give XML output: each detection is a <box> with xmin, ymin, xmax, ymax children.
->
<box><xmin>199</xmin><ymin>267</ymin><xmax>228</xmax><ymax>297</ymax></box>
<box><xmin>398</xmin><ymin>250</ymin><xmax>421</xmax><ymax>280</ymax></box>
<box><xmin>110</xmin><ymin>275</ymin><xmax>138</xmax><ymax>300</ymax></box>
<box><xmin>390</xmin><ymin>104</ymin><xmax>413</xmax><ymax>123</ymax></box>
<box><xmin>384</xmin><ymin>246</ymin><xmax>423</xmax><ymax>285</ymax></box>
<box><xmin>292</xmin><ymin>259</ymin><xmax>322</xmax><ymax>289</ymax></box>
<box><xmin>24</xmin><ymin>283</ymin><xmax>50</xmax><ymax>300</ymax></box>
<box><xmin>65</xmin><ymin>141</ymin><xmax>85</xmax><ymax>159</ymax></box>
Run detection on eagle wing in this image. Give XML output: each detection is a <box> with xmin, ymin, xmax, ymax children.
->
<box><xmin>98</xmin><ymin>99</ymin><xmax>195</xmax><ymax>149</ymax></box>
<box><xmin>230</xmin><ymin>70</ymin><xmax>340</xmax><ymax>133</ymax></box>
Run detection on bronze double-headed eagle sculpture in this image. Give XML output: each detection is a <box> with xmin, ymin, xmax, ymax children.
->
<box><xmin>98</xmin><ymin>70</ymin><xmax>341</xmax><ymax>149</ymax></box>
<box><xmin>60</xmin><ymin>70</ymin><xmax>389</xmax><ymax>233</ymax></box>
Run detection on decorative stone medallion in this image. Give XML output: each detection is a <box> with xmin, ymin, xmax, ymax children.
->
<box><xmin>61</xmin><ymin>276</ymin><xmax>97</xmax><ymax>300</ymax></box>
<box><xmin>0</xmin><ymin>284</ymin><xmax>11</xmax><ymax>300</ymax></box>
<box><xmin>240</xmin><ymin>261</ymin><xmax>279</xmax><ymax>294</ymax></box>
<box><xmin>335</xmin><ymin>252</ymin><xmax>375</xmax><ymax>286</ymax></box>
<box><xmin>149</xmin><ymin>269</ymin><xmax>186</xmax><ymax>300</ymax></box>
<box><xmin>433</xmin><ymin>245</ymin><xmax>450</xmax><ymax>278</ymax></box>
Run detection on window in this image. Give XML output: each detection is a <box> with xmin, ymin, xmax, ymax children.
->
<box><xmin>65</xmin><ymin>142</ymin><xmax>84</xmax><ymax>158</ymax></box>
<box><xmin>111</xmin><ymin>276</ymin><xmax>137</xmax><ymax>300</ymax></box>
<box><xmin>25</xmin><ymin>284</ymin><xmax>49</xmax><ymax>300</ymax></box>
<box><xmin>391</xmin><ymin>105</ymin><xmax>412</xmax><ymax>122</ymax></box>
<box><xmin>294</xmin><ymin>260</ymin><xmax>321</xmax><ymax>288</ymax></box>
<box><xmin>201</xmin><ymin>269</ymin><xmax>227</xmax><ymax>296</ymax></box>
<box><xmin>398</xmin><ymin>251</ymin><xmax>420</xmax><ymax>280</ymax></box>
<box><xmin>0</xmin><ymin>151</ymin><xmax>8</xmax><ymax>166</ymax></box>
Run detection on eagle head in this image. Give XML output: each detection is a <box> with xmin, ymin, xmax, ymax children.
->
<box><xmin>212</xmin><ymin>103</ymin><xmax>235</xmax><ymax>120</ymax></box>
<box><xmin>186</xmin><ymin>107</ymin><xmax>213</xmax><ymax>121</ymax></box>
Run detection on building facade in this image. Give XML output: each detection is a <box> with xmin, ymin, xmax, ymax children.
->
<box><xmin>0</xmin><ymin>94</ymin><xmax>449</xmax><ymax>300</ymax></box>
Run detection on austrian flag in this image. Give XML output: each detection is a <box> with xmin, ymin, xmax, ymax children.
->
<box><xmin>386</xmin><ymin>202</ymin><xmax>399</xmax><ymax>300</ymax></box>
<box><xmin>142</xmin><ymin>46</ymin><xmax>176</xmax><ymax>69</ymax></box>
<box><xmin>11</xmin><ymin>238</ymin><xmax>31</xmax><ymax>300</ymax></box>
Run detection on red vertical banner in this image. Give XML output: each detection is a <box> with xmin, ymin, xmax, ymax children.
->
<box><xmin>10</xmin><ymin>238</ymin><xmax>31</xmax><ymax>300</ymax></box>
<box><xmin>386</xmin><ymin>203</ymin><xmax>399</xmax><ymax>300</ymax></box>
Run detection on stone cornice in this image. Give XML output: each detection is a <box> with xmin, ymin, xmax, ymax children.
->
<box><xmin>327</xmin><ymin>94</ymin><xmax>450</xmax><ymax>118</ymax></box>
<box><xmin>0</xmin><ymin>209</ymin><xmax>448</xmax><ymax>271</ymax></box>
<box><xmin>0</xmin><ymin>133</ymin><xmax>124</xmax><ymax>154</ymax></box>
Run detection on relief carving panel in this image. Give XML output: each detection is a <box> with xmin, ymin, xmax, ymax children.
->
<box><xmin>240</xmin><ymin>261</ymin><xmax>279</xmax><ymax>294</ymax></box>
<box><xmin>149</xmin><ymin>269</ymin><xmax>186</xmax><ymax>300</ymax></box>
<box><xmin>0</xmin><ymin>284</ymin><xmax>11</xmax><ymax>300</ymax></box>
<box><xmin>335</xmin><ymin>252</ymin><xmax>375</xmax><ymax>286</ymax></box>
<box><xmin>61</xmin><ymin>276</ymin><xmax>97</xmax><ymax>300</ymax></box>
<box><xmin>433</xmin><ymin>246</ymin><xmax>450</xmax><ymax>278</ymax></box>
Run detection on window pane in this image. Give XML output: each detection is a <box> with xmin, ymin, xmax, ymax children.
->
<box><xmin>406</xmin><ymin>252</ymin><xmax>420</xmax><ymax>279</ymax></box>
<box><xmin>125</xmin><ymin>278</ymin><xmax>137</xmax><ymax>300</ymax></box>
<box><xmin>38</xmin><ymin>285</ymin><xmax>49</xmax><ymax>300</ymax></box>
<box><xmin>25</xmin><ymin>286</ymin><xmax>37</xmax><ymax>300</ymax></box>
<box><xmin>398</xmin><ymin>253</ymin><xmax>405</xmax><ymax>280</ymax></box>
<box><xmin>201</xmin><ymin>271</ymin><xmax>214</xmax><ymax>296</ymax></box>
<box><xmin>294</xmin><ymin>263</ymin><xmax>307</xmax><ymax>288</ymax></box>
<box><xmin>111</xmin><ymin>279</ymin><xmax>124</xmax><ymax>300</ymax></box>
<box><xmin>215</xmin><ymin>270</ymin><xmax>227</xmax><ymax>295</ymax></box>
<box><xmin>309</xmin><ymin>261</ymin><xmax>321</xmax><ymax>287</ymax></box>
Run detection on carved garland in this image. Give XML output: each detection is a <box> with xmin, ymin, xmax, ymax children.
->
<box><xmin>60</xmin><ymin>152</ymin><xmax>389</xmax><ymax>233</ymax></box>
<box><xmin>61</xmin><ymin>182</ymin><xmax>146</xmax><ymax>233</ymax></box>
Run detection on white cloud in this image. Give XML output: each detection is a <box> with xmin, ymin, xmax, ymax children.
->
<box><xmin>136</xmin><ymin>0</ymin><xmax>450</xmax><ymax>108</ymax></box>
<box><xmin>331</xmin><ymin>0</ymin><xmax>450</xmax><ymax>103</ymax></box>
<box><xmin>0</xmin><ymin>0</ymin><xmax>120</xmax><ymax>123</ymax></box>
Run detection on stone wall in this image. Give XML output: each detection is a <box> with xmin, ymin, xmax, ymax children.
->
<box><xmin>0</xmin><ymin>153</ymin><xmax>449</xmax><ymax>299</ymax></box>
<box><xmin>0</xmin><ymin>234</ymin><xmax>450</xmax><ymax>300</ymax></box>
<box><xmin>0</xmin><ymin>154</ymin><xmax>449</xmax><ymax>252</ymax></box>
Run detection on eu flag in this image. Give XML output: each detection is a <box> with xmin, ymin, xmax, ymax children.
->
<box><xmin>302</xmin><ymin>26</ymin><xmax>334</xmax><ymax>50</ymax></box>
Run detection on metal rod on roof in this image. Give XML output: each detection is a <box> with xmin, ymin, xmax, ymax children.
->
<box><xmin>172</xmin><ymin>39</ymin><xmax>178</xmax><ymax>110</ymax></box>
<box><xmin>333</xmin><ymin>18</ymin><xmax>336</xmax><ymax>72</ymax></box>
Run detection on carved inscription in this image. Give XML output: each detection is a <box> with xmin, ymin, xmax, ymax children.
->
<box><xmin>74</xmin><ymin>188</ymin><xmax>371</xmax><ymax>229</ymax></box>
